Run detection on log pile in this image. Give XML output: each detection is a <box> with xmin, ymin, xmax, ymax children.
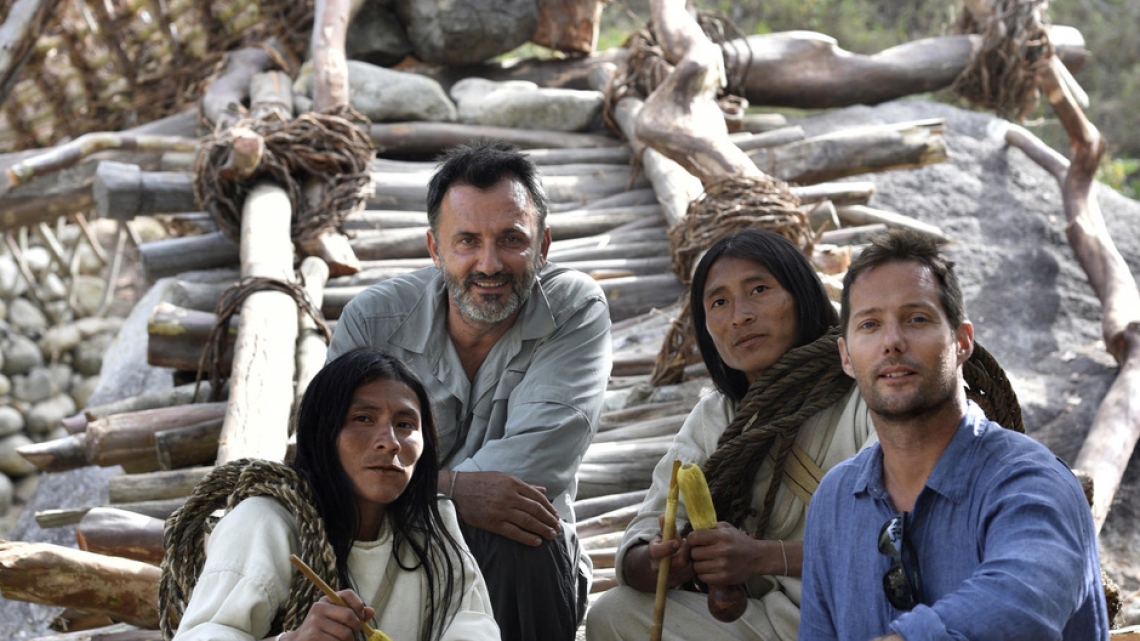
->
<box><xmin>0</xmin><ymin>0</ymin><xmax>1135</xmax><ymax>637</ymax></box>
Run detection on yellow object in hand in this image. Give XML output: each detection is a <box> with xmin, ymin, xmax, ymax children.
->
<box><xmin>677</xmin><ymin>463</ymin><xmax>718</xmax><ymax>530</ymax></box>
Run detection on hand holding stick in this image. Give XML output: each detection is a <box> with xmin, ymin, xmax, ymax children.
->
<box><xmin>288</xmin><ymin>554</ymin><xmax>392</xmax><ymax>641</ymax></box>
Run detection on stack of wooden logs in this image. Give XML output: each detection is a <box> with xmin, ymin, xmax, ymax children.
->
<box><xmin>0</xmin><ymin>101</ymin><xmax>958</xmax><ymax>638</ymax></box>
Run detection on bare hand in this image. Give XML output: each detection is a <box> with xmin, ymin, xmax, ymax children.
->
<box><xmin>450</xmin><ymin>470</ymin><xmax>561</xmax><ymax>546</ymax></box>
<box><xmin>687</xmin><ymin>522</ymin><xmax>763</xmax><ymax>586</ymax></box>
<box><xmin>293</xmin><ymin>589</ymin><xmax>374</xmax><ymax>640</ymax></box>
<box><xmin>646</xmin><ymin>531</ymin><xmax>696</xmax><ymax>587</ymax></box>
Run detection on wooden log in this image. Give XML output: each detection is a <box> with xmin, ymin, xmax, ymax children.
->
<box><xmin>592</xmin><ymin>414</ymin><xmax>687</xmax><ymax>444</ymax></box>
<box><xmin>577</xmin><ymin>463</ymin><xmax>658</xmax><ymax>500</ymax></box>
<box><xmin>139</xmin><ymin>231</ymin><xmax>240</xmax><ymax>280</ymax></box>
<box><xmin>598</xmin><ymin>274</ymin><xmax>686</xmax><ymax>323</ymax></box>
<box><xmin>155</xmin><ymin>418</ymin><xmax>224</xmax><ymax>470</ymax></box>
<box><xmin>6</xmin><ymin>135</ymin><xmax>197</xmax><ymax>193</ymax></box>
<box><xmin>16</xmin><ymin>433</ymin><xmax>88</xmax><ymax>473</ymax></box>
<box><xmin>836</xmin><ymin>204</ymin><xmax>949</xmax><ymax>241</ymax></box>
<box><xmin>296</xmin><ymin>256</ymin><xmax>330</xmax><ymax>405</ymax></box>
<box><xmin>50</xmin><ymin>609</ymin><xmax>117</xmax><ymax>635</ymax></box>
<box><xmin>549</xmin><ymin>240</ymin><xmax>672</xmax><ymax>263</ymax></box>
<box><xmin>30</xmin><ymin>624</ymin><xmax>164</xmax><ymax>640</ymax></box>
<box><xmin>525</xmin><ymin>146</ymin><xmax>631</xmax><ymax>165</ymax></box>
<box><xmin>84</xmin><ymin>403</ymin><xmax>227</xmax><ymax>473</ymax></box>
<box><xmin>583</xmin><ymin>438</ymin><xmax>672</xmax><ymax>466</ymax></box>
<box><xmin>599</xmin><ymin>401</ymin><xmax>692</xmax><ymax>430</ymax></box>
<box><xmin>576</xmin><ymin>503</ymin><xmax>643</xmax><ymax>539</ymax></box>
<box><xmin>532</xmin><ymin>0</ymin><xmax>603</xmax><ymax>54</ymax></box>
<box><xmin>311</xmin><ymin>0</ymin><xmax>352</xmax><ymax>113</ymax></box>
<box><xmin>748</xmin><ymin>119</ymin><xmax>949</xmax><ymax>185</ymax></box>
<box><xmin>0</xmin><ymin>0</ymin><xmax>62</xmax><ymax>104</ymax></box>
<box><xmin>792</xmin><ymin>181</ymin><xmax>876</xmax><ymax>207</ymax></box>
<box><xmin>0</xmin><ymin>541</ymin><xmax>160</xmax><ymax>628</ymax></box>
<box><xmin>200</xmin><ymin>47</ymin><xmax>275</xmax><ymax>129</ymax></box>
<box><xmin>817</xmin><ymin>224</ymin><xmax>888</xmax><ymax>247</ymax></box>
<box><xmin>1005</xmin><ymin>56</ymin><xmax>1140</xmax><ymax>532</ymax></box>
<box><xmin>369</xmin><ymin>122</ymin><xmax>620</xmax><ymax>157</ymax></box>
<box><xmin>76</xmin><ymin>508</ymin><xmax>165</xmax><ymax>566</ymax></box>
<box><xmin>588</xmin><ymin>547</ymin><xmax>616</xmax><ymax>571</ymax></box>
<box><xmin>573</xmin><ymin>489</ymin><xmax>648</xmax><ymax>521</ymax></box>
<box><xmin>93</xmin><ymin>161</ymin><xmax>197</xmax><ymax>220</ymax></box>
<box><xmin>298</xmin><ymin>229</ymin><xmax>361</xmax><ymax>277</ymax></box>
<box><xmin>216</xmin><ymin>180</ymin><xmax>298</xmax><ymax>463</ymax></box>
<box><xmin>108</xmin><ymin>467</ymin><xmax>213</xmax><ymax>504</ymax></box>
<box><xmin>369</xmin><ymin>170</ymin><xmax>649</xmax><ymax>211</ymax></box>
<box><xmin>580</xmin><ymin>530</ymin><xmax>625</xmax><ymax>552</ymax></box>
<box><xmin>35</xmin><ymin>498</ymin><xmax>187</xmax><ymax>529</ymax></box>
<box><xmin>730</xmin><ymin>125</ymin><xmax>804</xmax><ymax>150</ymax></box>
<box><xmin>147</xmin><ymin>301</ymin><xmax>236</xmax><ymax>373</ymax></box>
<box><xmin>613</xmin><ymin>97</ymin><xmax>702</xmax><ymax>226</ymax></box>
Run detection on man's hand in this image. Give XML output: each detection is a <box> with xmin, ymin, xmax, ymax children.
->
<box><xmin>449</xmin><ymin>470</ymin><xmax>561</xmax><ymax>546</ymax></box>
<box><xmin>686</xmin><ymin>522</ymin><xmax>765</xmax><ymax>586</ymax></box>
<box><xmin>293</xmin><ymin>588</ymin><xmax>374</xmax><ymax>640</ymax></box>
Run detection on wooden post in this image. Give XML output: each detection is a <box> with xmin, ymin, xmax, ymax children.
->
<box><xmin>215</xmin><ymin>181</ymin><xmax>298</xmax><ymax>464</ymax></box>
<box><xmin>93</xmin><ymin>161</ymin><xmax>197</xmax><ymax>220</ymax></box>
<box><xmin>76</xmin><ymin>508</ymin><xmax>166</xmax><ymax>566</ymax></box>
<box><xmin>295</xmin><ymin>257</ymin><xmax>330</xmax><ymax>406</ymax></box>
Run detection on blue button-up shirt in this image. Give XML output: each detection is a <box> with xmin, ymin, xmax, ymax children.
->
<box><xmin>800</xmin><ymin>402</ymin><xmax>1109</xmax><ymax>641</ymax></box>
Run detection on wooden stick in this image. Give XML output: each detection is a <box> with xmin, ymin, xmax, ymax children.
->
<box><xmin>311</xmin><ymin>0</ymin><xmax>352</xmax><ymax>113</ymax></box>
<box><xmin>0</xmin><ymin>0</ymin><xmax>62</xmax><ymax>106</ymax></box>
<box><xmin>76</xmin><ymin>508</ymin><xmax>166</xmax><ymax>565</ymax></box>
<box><xmin>289</xmin><ymin>555</ymin><xmax>386</xmax><ymax>640</ymax></box>
<box><xmin>651</xmin><ymin>460</ymin><xmax>682</xmax><ymax>641</ymax></box>
<box><xmin>6</xmin><ymin>135</ymin><xmax>197</xmax><ymax>192</ymax></box>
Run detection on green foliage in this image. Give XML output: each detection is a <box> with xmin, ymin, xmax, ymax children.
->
<box><xmin>1098</xmin><ymin>157</ymin><xmax>1140</xmax><ymax>199</ymax></box>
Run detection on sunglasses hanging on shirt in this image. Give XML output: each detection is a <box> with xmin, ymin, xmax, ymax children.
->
<box><xmin>878</xmin><ymin>512</ymin><xmax>925</xmax><ymax>610</ymax></box>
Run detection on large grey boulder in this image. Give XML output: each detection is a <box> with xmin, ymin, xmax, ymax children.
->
<box><xmin>347</xmin><ymin>1</ymin><xmax>413</xmax><ymax>67</ymax></box>
<box><xmin>294</xmin><ymin>60</ymin><xmax>456</xmax><ymax>123</ymax></box>
<box><xmin>451</xmin><ymin>77</ymin><xmax>604</xmax><ymax>131</ymax></box>
<box><xmin>396</xmin><ymin>0</ymin><xmax>537</xmax><ymax>65</ymax></box>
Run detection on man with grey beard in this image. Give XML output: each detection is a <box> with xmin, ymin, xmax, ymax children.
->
<box><xmin>328</xmin><ymin>141</ymin><xmax>613</xmax><ymax>641</ymax></box>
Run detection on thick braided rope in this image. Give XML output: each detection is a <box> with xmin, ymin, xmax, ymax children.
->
<box><xmin>159</xmin><ymin>459</ymin><xmax>338</xmax><ymax>640</ymax></box>
<box><xmin>703</xmin><ymin>329</ymin><xmax>853</xmax><ymax>534</ymax></box>
<box><xmin>701</xmin><ymin>331</ymin><xmax>1025</xmax><ymax>534</ymax></box>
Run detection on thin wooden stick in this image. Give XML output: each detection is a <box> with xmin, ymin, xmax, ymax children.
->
<box><xmin>650</xmin><ymin>459</ymin><xmax>682</xmax><ymax>641</ymax></box>
<box><xmin>288</xmin><ymin>554</ymin><xmax>389</xmax><ymax>641</ymax></box>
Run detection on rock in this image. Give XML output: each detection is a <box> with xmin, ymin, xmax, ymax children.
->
<box><xmin>76</xmin><ymin>244</ymin><xmax>104</xmax><ymax>275</ymax></box>
<box><xmin>13</xmin><ymin>472</ymin><xmax>38</xmax><ymax>503</ymax></box>
<box><xmin>23</xmin><ymin>246</ymin><xmax>51</xmax><ymax>277</ymax></box>
<box><xmin>0</xmin><ymin>472</ymin><xmax>12</xmax><ymax>515</ymax></box>
<box><xmin>132</xmin><ymin>217</ymin><xmax>168</xmax><ymax>243</ymax></box>
<box><xmin>43</xmin><ymin>300</ymin><xmax>72</xmax><ymax>326</ymax></box>
<box><xmin>39</xmin><ymin>322</ymin><xmax>83</xmax><ymax>357</ymax></box>
<box><xmin>293</xmin><ymin>94</ymin><xmax>314</xmax><ymax>115</ymax></box>
<box><xmin>452</xmin><ymin>78</ymin><xmax>604</xmax><ymax>131</ymax></box>
<box><xmin>296</xmin><ymin>60</ymin><xmax>456</xmax><ymax>122</ymax></box>
<box><xmin>7</xmin><ymin>298</ymin><xmax>49</xmax><ymax>334</ymax></box>
<box><xmin>24</xmin><ymin>393</ymin><xmax>76</xmax><ymax>437</ymax></box>
<box><xmin>0</xmin><ymin>373</ymin><xmax>9</xmax><ymax>397</ymax></box>
<box><xmin>74</xmin><ymin>316</ymin><xmax>124</xmax><ymax>338</ymax></box>
<box><xmin>1</xmin><ymin>335</ymin><xmax>43</xmax><ymax>375</ymax></box>
<box><xmin>40</xmin><ymin>273</ymin><xmax>67</xmax><ymax>302</ymax></box>
<box><xmin>70</xmin><ymin>375</ymin><xmax>99</xmax><ymax>409</ymax></box>
<box><xmin>48</xmin><ymin>363</ymin><xmax>72</xmax><ymax>393</ymax></box>
<box><xmin>0</xmin><ymin>406</ymin><xmax>23</xmax><ymax>437</ymax></box>
<box><xmin>12</xmin><ymin>367</ymin><xmax>56</xmax><ymax>404</ymax></box>
<box><xmin>74</xmin><ymin>331</ymin><xmax>115</xmax><ymax>377</ymax></box>
<box><xmin>0</xmin><ymin>299</ymin><xmax>6</xmax><ymax>323</ymax></box>
<box><xmin>73</xmin><ymin>275</ymin><xmax>106</xmax><ymax>317</ymax></box>
<box><xmin>0</xmin><ymin>257</ymin><xmax>27</xmax><ymax>299</ymax></box>
<box><xmin>0</xmin><ymin>434</ymin><xmax>38</xmax><ymax>477</ymax></box>
<box><xmin>396</xmin><ymin>0</ymin><xmax>537</xmax><ymax>65</ymax></box>
<box><xmin>347</xmin><ymin>1</ymin><xmax>413</xmax><ymax>67</ymax></box>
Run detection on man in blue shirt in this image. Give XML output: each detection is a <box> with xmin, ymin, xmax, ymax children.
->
<box><xmin>799</xmin><ymin>229</ymin><xmax>1109</xmax><ymax>641</ymax></box>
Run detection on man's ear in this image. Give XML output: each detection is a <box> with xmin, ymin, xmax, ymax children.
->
<box><xmin>838</xmin><ymin>336</ymin><xmax>855</xmax><ymax>379</ymax></box>
<box><xmin>539</xmin><ymin>226</ymin><xmax>551</xmax><ymax>265</ymax></box>
<box><xmin>955</xmin><ymin>320</ymin><xmax>975</xmax><ymax>366</ymax></box>
<box><xmin>427</xmin><ymin>230</ymin><xmax>441</xmax><ymax>268</ymax></box>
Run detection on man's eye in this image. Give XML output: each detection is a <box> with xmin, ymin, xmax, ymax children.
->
<box><xmin>752</xmin><ymin>285</ymin><xmax>769</xmax><ymax>295</ymax></box>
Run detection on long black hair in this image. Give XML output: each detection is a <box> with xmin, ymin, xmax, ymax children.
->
<box><xmin>690</xmin><ymin>229</ymin><xmax>838</xmax><ymax>402</ymax></box>
<box><xmin>292</xmin><ymin>348</ymin><xmax>463</xmax><ymax>641</ymax></box>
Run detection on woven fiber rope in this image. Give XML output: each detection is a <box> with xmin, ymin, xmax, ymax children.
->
<box><xmin>0</xmin><ymin>0</ymin><xmax>312</xmax><ymax>153</ymax></box>
<box><xmin>703</xmin><ymin>329</ymin><xmax>1024</xmax><ymax>535</ymax></box>
<box><xmin>951</xmin><ymin>0</ymin><xmax>1054</xmax><ymax>121</ymax></box>
<box><xmin>159</xmin><ymin>458</ymin><xmax>337</xmax><ymax>640</ymax></box>
<box><xmin>193</xmin><ymin>105</ymin><xmax>374</xmax><ymax>243</ymax></box>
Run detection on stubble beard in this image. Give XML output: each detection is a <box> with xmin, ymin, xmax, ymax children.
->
<box><xmin>862</xmin><ymin>352</ymin><xmax>959</xmax><ymax>423</ymax></box>
<box><xmin>441</xmin><ymin>254</ymin><xmax>542</xmax><ymax>327</ymax></box>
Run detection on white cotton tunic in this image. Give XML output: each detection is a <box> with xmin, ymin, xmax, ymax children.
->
<box><xmin>173</xmin><ymin>496</ymin><xmax>500</xmax><ymax>641</ymax></box>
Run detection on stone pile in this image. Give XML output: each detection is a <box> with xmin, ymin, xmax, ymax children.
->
<box><xmin>0</xmin><ymin>224</ymin><xmax>128</xmax><ymax>529</ymax></box>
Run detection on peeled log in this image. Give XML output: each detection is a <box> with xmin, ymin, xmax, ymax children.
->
<box><xmin>573</xmin><ymin>489</ymin><xmax>648</xmax><ymax>521</ymax></box>
<box><xmin>108</xmin><ymin>467</ymin><xmax>213</xmax><ymax>504</ymax></box>
<box><xmin>76</xmin><ymin>508</ymin><xmax>165</xmax><ymax>565</ymax></box>
<box><xmin>147</xmin><ymin>301</ymin><xmax>236</xmax><ymax>373</ymax></box>
<box><xmin>84</xmin><ymin>403</ymin><xmax>226</xmax><ymax>472</ymax></box>
<box><xmin>0</xmin><ymin>541</ymin><xmax>160</xmax><ymax>629</ymax></box>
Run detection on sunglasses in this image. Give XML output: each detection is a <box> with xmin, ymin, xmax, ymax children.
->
<box><xmin>878</xmin><ymin>512</ymin><xmax>924</xmax><ymax>610</ymax></box>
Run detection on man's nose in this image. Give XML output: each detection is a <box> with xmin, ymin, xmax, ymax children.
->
<box><xmin>475</xmin><ymin>245</ymin><xmax>504</xmax><ymax>274</ymax></box>
<box><xmin>373</xmin><ymin>422</ymin><xmax>401</xmax><ymax>452</ymax></box>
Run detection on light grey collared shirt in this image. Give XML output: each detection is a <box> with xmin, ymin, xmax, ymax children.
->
<box><xmin>327</xmin><ymin>262</ymin><xmax>613</xmax><ymax>522</ymax></box>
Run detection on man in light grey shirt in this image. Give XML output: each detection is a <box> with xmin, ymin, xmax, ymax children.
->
<box><xmin>327</xmin><ymin>141</ymin><xmax>613</xmax><ymax>641</ymax></box>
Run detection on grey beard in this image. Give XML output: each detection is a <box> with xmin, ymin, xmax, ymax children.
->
<box><xmin>444</xmin><ymin>263</ymin><xmax>539</xmax><ymax>326</ymax></box>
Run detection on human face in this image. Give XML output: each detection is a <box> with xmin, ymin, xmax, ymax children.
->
<box><xmin>702</xmin><ymin>256</ymin><xmax>800</xmax><ymax>383</ymax></box>
<box><xmin>839</xmin><ymin>260</ymin><xmax>973</xmax><ymax>423</ymax></box>
<box><xmin>427</xmin><ymin>178</ymin><xmax>551</xmax><ymax>329</ymax></box>
<box><xmin>336</xmin><ymin>378</ymin><xmax>425</xmax><ymax>538</ymax></box>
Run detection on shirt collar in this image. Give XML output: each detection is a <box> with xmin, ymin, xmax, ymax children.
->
<box><xmin>852</xmin><ymin>401</ymin><xmax>989</xmax><ymax>505</ymax></box>
<box><xmin>386</xmin><ymin>264</ymin><xmax>558</xmax><ymax>353</ymax></box>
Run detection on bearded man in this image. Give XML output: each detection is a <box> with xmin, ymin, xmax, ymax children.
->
<box><xmin>328</xmin><ymin>141</ymin><xmax>613</xmax><ymax>641</ymax></box>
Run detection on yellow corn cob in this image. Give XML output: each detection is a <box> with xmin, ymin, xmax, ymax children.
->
<box><xmin>677</xmin><ymin>463</ymin><xmax>718</xmax><ymax>530</ymax></box>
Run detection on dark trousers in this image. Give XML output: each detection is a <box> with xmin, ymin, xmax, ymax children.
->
<box><xmin>460</xmin><ymin>523</ymin><xmax>586</xmax><ymax>641</ymax></box>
